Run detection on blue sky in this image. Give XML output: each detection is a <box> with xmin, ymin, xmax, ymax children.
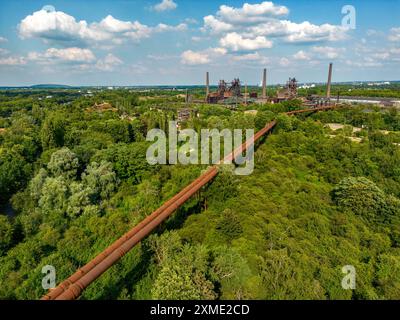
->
<box><xmin>0</xmin><ymin>0</ymin><xmax>399</xmax><ymax>86</ymax></box>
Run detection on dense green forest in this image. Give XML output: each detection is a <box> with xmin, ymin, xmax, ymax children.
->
<box><xmin>297</xmin><ymin>83</ymin><xmax>400</xmax><ymax>99</ymax></box>
<box><xmin>0</xmin><ymin>88</ymin><xmax>399</xmax><ymax>300</ymax></box>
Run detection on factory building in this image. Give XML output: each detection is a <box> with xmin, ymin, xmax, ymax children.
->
<box><xmin>204</xmin><ymin>63</ymin><xmax>335</xmax><ymax>107</ymax></box>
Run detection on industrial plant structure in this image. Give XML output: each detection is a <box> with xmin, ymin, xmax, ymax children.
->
<box><xmin>206</xmin><ymin>78</ymin><xmax>242</xmax><ymax>103</ymax></box>
<box><xmin>204</xmin><ymin>63</ymin><xmax>334</xmax><ymax>107</ymax></box>
<box><xmin>276</xmin><ymin>78</ymin><xmax>298</xmax><ymax>102</ymax></box>
<box><xmin>205</xmin><ymin>69</ymin><xmax>268</xmax><ymax>104</ymax></box>
<box><xmin>205</xmin><ymin>68</ymin><xmax>297</xmax><ymax>104</ymax></box>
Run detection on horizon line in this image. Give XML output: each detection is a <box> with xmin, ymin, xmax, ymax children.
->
<box><xmin>1</xmin><ymin>79</ymin><xmax>400</xmax><ymax>88</ymax></box>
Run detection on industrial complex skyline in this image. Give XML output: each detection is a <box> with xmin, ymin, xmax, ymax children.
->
<box><xmin>0</xmin><ymin>0</ymin><xmax>399</xmax><ymax>86</ymax></box>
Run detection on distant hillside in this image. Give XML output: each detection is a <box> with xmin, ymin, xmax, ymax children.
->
<box><xmin>30</xmin><ymin>84</ymin><xmax>72</xmax><ymax>89</ymax></box>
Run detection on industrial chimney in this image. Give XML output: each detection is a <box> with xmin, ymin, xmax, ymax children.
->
<box><xmin>326</xmin><ymin>63</ymin><xmax>333</xmax><ymax>99</ymax></box>
<box><xmin>262</xmin><ymin>68</ymin><xmax>267</xmax><ymax>99</ymax></box>
<box><xmin>206</xmin><ymin>71</ymin><xmax>210</xmax><ymax>99</ymax></box>
<box><xmin>245</xmin><ymin>83</ymin><xmax>248</xmax><ymax>105</ymax></box>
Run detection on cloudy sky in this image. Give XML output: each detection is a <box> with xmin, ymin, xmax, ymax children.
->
<box><xmin>0</xmin><ymin>0</ymin><xmax>399</xmax><ymax>86</ymax></box>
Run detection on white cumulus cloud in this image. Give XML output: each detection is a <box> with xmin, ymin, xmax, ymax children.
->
<box><xmin>281</xmin><ymin>21</ymin><xmax>348</xmax><ymax>43</ymax></box>
<box><xmin>219</xmin><ymin>32</ymin><xmax>272</xmax><ymax>51</ymax></box>
<box><xmin>293</xmin><ymin>50</ymin><xmax>311</xmax><ymax>60</ymax></box>
<box><xmin>18</xmin><ymin>8</ymin><xmax>187</xmax><ymax>47</ymax></box>
<box><xmin>181</xmin><ymin>47</ymin><xmax>227</xmax><ymax>65</ymax></box>
<box><xmin>181</xmin><ymin>50</ymin><xmax>210</xmax><ymax>65</ymax></box>
<box><xmin>201</xmin><ymin>1</ymin><xmax>349</xmax><ymax>53</ymax></box>
<box><xmin>203</xmin><ymin>15</ymin><xmax>234</xmax><ymax>34</ymax></box>
<box><xmin>293</xmin><ymin>46</ymin><xmax>344</xmax><ymax>62</ymax></box>
<box><xmin>25</xmin><ymin>48</ymin><xmax>123</xmax><ymax>72</ymax></box>
<box><xmin>153</xmin><ymin>0</ymin><xmax>178</xmax><ymax>12</ymax></box>
<box><xmin>155</xmin><ymin>23</ymin><xmax>187</xmax><ymax>32</ymax></box>
<box><xmin>207</xmin><ymin>1</ymin><xmax>288</xmax><ymax>27</ymax></box>
<box><xmin>28</xmin><ymin>47</ymin><xmax>96</xmax><ymax>63</ymax></box>
<box><xmin>245</xmin><ymin>20</ymin><xmax>348</xmax><ymax>43</ymax></box>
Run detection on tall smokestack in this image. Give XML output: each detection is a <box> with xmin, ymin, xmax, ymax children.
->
<box><xmin>245</xmin><ymin>83</ymin><xmax>248</xmax><ymax>105</ymax></box>
<box><xmin>206</xmin><ymin>71</ymin><xmax>210</xmax><ymax>98</ymax></box>
<box><xmin>262</xmin><ymin>68</ymin><xmax>267</xmax><ymax>99</ymax></box>
<box><xmin>326</xmin><ymin>63</ymin><xmax>333</xmax><ymax>99</ymax></box>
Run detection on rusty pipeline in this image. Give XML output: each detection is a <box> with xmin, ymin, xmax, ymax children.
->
<box><xmin>286</xmin><ymin>105</ymin><xmax>337</xmax><ymax>116</ymax></box>
<box><xmin>42</xmin><ymin>107</ymin><xmax>335</xmax><ymax>300</ymax></box>
<box><xmin>42</xmin><ymin>165</ymin><xmax>218</xmax><ymax>300</ymax></box>
<box><xmin>54</xmin><ymin>166</ymin><xmax>219</xmax><ymax>300</ymax></box>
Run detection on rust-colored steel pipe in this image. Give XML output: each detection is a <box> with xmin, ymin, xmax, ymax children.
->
<box><xmin>286</xmin><ymin>105</ymin><xmax>337</xmax><ymax>116</ymax></box>
<box><xmin>53</xmin><ymin>121</ymin><xmax>278</xmax><ymax>300</ymax></box>
<box><xmin>222</xmin><ymin>121</ymin><xmax>277</xmax><ymax>164</ymax></box>
<box><xmin>42</xmin><ymin>121</ymin><xmax>278</xmax><ymax>300</ymax></box>
<box><xmin>42</xmin><ymin>106</ymin><xmax>336</xmax><ymax>300</ymax></box>
<box><xmin>55</xmin><ymin>166</ymin><xmax>219</xmax><ymax>300</ymax></box>
<box><xmin>41</xmin><ymin>165</ymin><xmax>219</xmax><ymax>300</ymax></box>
